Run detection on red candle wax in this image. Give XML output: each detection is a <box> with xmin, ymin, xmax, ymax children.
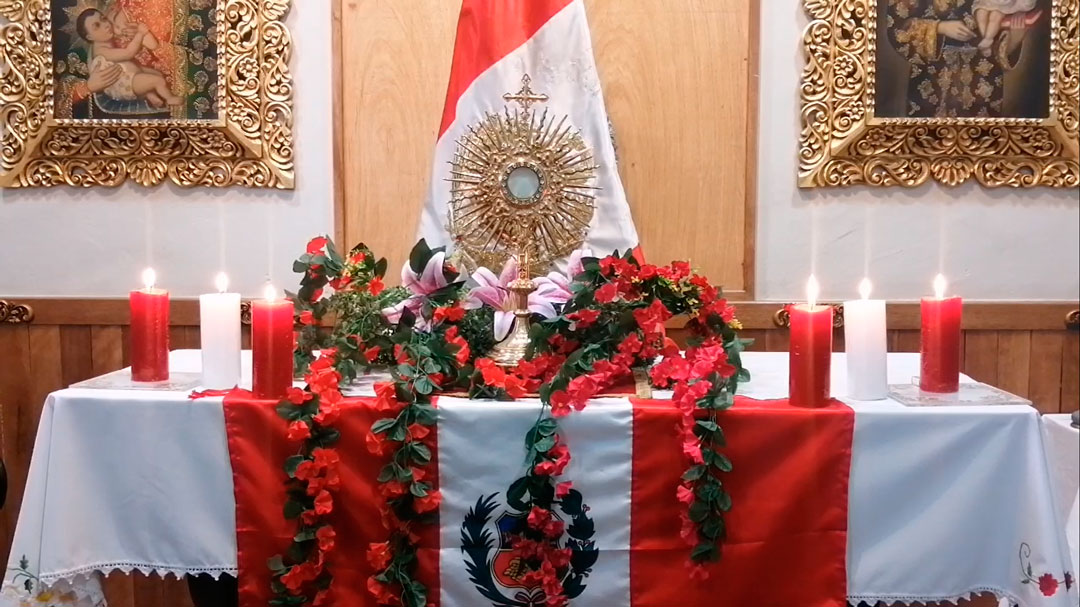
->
<box><xmin>130</xmin><ymin>288</ymin><xmax>170</xmax><ymax>382</ymax></box>
<box><xmin>252</xmin><ymin>297</ymin><xmax>294</xmax><ymax>399</ymax></box>
<box><xmin>920</xmin><ymin>296</ymin><xmax>962</xmax><ymax>393</ymax></box>
<box><xmin>789</xmin><ymin>304</ymin><xmax>833</xmax><ymax>408</ymax></box>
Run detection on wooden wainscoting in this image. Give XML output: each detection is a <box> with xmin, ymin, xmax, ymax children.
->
<box><xmin>0</xmin><ymin>298</ymin><xmax>1076</xmax><ymax>606</ymax></box>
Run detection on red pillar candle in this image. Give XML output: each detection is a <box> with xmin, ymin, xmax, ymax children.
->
<box><xmin>920</xmin><ymin>274</ymin><xmax>962</xmax><ymax>393</ymax></box>
<box><xmin>789</xmin><ymin>276</ymin><xmax>833</xmax><ymax>408</ymax></box>
<box><xmin>252</xmin><ymin>285</ymin><xmax>294</xmax><ymax>399</ymax></box>
<box><xmin>130</xmin><ymin>268</ymin><xmax>170</xmax><ymax>382</ymax></box>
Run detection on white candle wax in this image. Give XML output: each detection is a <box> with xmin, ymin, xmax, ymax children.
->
<box><xmin>844</xmin><ymin>280</ymin><xmax>888</xmax><ymax>400</ymax></box>
<box><xmin>199</xmin><ymin>274</ymin><xmax>241</xmax><ymax>389</ymax></box>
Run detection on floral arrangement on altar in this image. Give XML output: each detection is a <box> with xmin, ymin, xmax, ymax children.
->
<box><xmin>273</xmin><ymin>236</ymin><xmax>750</xmax><ymax>607</ymax></box>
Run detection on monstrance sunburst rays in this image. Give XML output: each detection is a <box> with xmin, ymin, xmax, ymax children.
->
<box><xmin>448</xmin><ymin>92</ymin><xmax>598</xmax><ymax>274</ymax></box>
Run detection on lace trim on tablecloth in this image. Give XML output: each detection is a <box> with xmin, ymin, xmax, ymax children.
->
<box><xmin>4</xmin><ymin>563</ymin><xmax>237</xmax><ymax>606</ymax></box>
<box><xmin>849</xmin><ymin>587</ymin><xmax>1020</xmax><ymax>606</ymax></box>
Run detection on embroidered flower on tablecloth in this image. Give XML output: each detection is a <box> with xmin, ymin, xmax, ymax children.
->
<box><xmin>1018</xmin><ymin>542</ymin><xmax>1074</xmax><ymax>597</ymax></box>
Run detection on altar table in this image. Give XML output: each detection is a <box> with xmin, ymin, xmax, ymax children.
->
<box><xmin>3</xmin><ymin>351</ymin><xmax>1076</xmax><ymax>607</ymax></box>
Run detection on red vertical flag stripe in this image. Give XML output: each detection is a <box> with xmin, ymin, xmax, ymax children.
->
<box><xmin>439</xmin><ymin>0</ymin><xmax>575</xmax><ymax>136</ymax></box>
<box><xmin>629</xmin><ymin>397</ymin><xmax>854</xmax><ymax>607</ymax></box>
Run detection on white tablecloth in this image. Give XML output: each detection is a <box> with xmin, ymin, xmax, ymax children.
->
<box><xmin>1043</xmin><ymin>415</ymin><xmax>1080</xmax><ymax>579</ymax></box>
<box><xmin>3</xmin><ymin>351</ymin><xmax>1077</xmax><ymax>606</ymax></box>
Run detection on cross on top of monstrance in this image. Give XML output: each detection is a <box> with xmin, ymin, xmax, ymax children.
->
<box><xmin>503</xmin><ymin>75</ymin><xmax>549</xmax><ymax>112</ymax></box>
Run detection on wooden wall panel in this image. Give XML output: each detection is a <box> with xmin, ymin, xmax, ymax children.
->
<box><xmin>339</xmin><ymin>0</ymin><xmax>755</xmax><ymax>295</ymax></box>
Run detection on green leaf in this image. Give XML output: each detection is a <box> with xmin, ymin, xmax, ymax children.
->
<box><xmin>413</xmin><ymin>404</ymin><xmax>438</xmax><ymax>425</ymax></box>
<box><xmin>414</xmin><ymin>375</ymin><xmax>435</xmax><ymax>395</ymax></box>
<box><xmin>701</xmin><ymin>517</ymin><xmax>725</xmax><ymax>540</ymax></box>
<box><xmin>681</xmin><ymin>465</ymin><xmax>706</xmax><ymax>482</ymax></box>
<box><xmin>410</xmin><ymin>481</ymin><xmax>429</xmax><ymax>497</ymax></box>
<box><xmin>690</xmin><ymin>541</ymin><xmax>718</xmax><ymax>562</ymax></box>
<box><xmin>533</xmin><ymin>435</ymin><xmax>556</xmax><ymax>453</ymax></box>
<box><xmin>294</xmin><ymin>528</ymin><xmax>316</xmax><ymax>542</ymax></box>
<box><xmin>507</xmin><ymin>477</ymin><xmax>530</xmax><ymax>510</ymax></box>
<box><xmin>283</xmin><ymin>499</ymin><xmax>304</xmax><ymax>520</ymax></box>
<box><xmin>284</xmin><ymin>455</ymin><xmax>306</xmax><ymax>478</ymax></box>
<box><xmin>410</xmin><ymin>442</ymin><xmax>432</xmax><ymax>464</ymax></box>
<box><xmin>695</xmin><ymin>420</ymin><xmax>718</xmax><ymax>432</ymax></box>
<box><xmin>267</xmin><ymin>555</ymin><xmax>285</xmax><ymax>573</ymax></box>
<box><xmin>560</xmin><ymin>489</ymin><xmax>584</xmax><ymax>516</ymax></box>
<box><xmin>409</xmin><ymin>239</ymin><xmax>433</xmax><ymax>275</ymax></box>
<box><xmin>717</xmin><ymin>490</ymin><xmax>732</xmax><ymax>512</ymax></box>
<box><xmin>710</xmin><ymin>452</ymin><xmax>733</xmax><ymax>473</ymax></box>
<box><xmin>275</xmin><ymin>400</ymin><xmax>303</xmax><ymax>422</ymax></box>
<box><xmin>688</xmin><ymin>500</ymin><xmax>710</xmax><ymax>523</ymax></box>
<box><xmin>377</xmin><ymin>463</ymin><xmax>398</xmax><ymax>483</ymax></box>
<box><xmin>372</xmin><ymin>417</ymin><xmax>398</xmax><ymax>435</ymax></box>
<box><xmin>536</xmin><ymin>418</ymin><xmax>558</xmax><ymax>436</ymax></box>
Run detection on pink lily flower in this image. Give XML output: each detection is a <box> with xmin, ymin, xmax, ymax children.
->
<box><xmin>465</xmin><ymin>256</ymin><xmax>566</xmax><ymax>341</ymax></box>
<box><xmin>381</xmin><ymin>251</ymin><xmax>451</xmax><ymax>331</ymax></box>
<box><xmin>533</xmin><ymin>248</ymin><xmax>593</xmax><ymax>302</ymax></box>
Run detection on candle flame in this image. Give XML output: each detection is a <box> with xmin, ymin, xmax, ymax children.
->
<box><xmin>933</xmin><ymin>273</ymin><xmax>947</xmax><ymax>300</ymax></box>
<box><xmin>806</xmin><ymin>274</ymin><xmax>820</xmax><ymax>308</ymax></box>
<box><xmin>263</xmin><ymin>283</ymin><xmax>279</xmax><ymax>302</ymax></box>
<box><xmin>859</xmin><ymin>278</ymin><xmax>873</xmax><ymax>300</ymax></box>
<box><xmin>142</xmin><ymin>267</ymin><xmax>156</xmax><ymax>290</ymax></box>
<box><xmin>215</xmin><ymin>272</ymin><xmax>229</xmax><ymax>293</ymax></box>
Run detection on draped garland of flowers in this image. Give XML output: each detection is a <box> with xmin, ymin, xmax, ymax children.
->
<box><xmin>281</xmin><ymin>237</ymin><xmax>749</xmax><ymax>607</ymax></box>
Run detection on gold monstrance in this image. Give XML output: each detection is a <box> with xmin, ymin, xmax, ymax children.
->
<box><xmin>448</xmin><ymin>74</ymin><xmax>599</xmax><ymax>366</ymax></box>
<box><xmin>488</xmin><ymin>248</ymin><xmax>537</xmax><ymax>367</ymax></box>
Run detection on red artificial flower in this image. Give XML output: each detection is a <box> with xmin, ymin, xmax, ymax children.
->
<box><xmin>286</xmin><ymin>387</ymin><xmax>312</xmax><ymax>405</ymax></box>
<box><xmin>687</xmin><ymin>562</ymin><xmax>710</xmax><ymax>581</ymax></box>
<box><xmin>534</xmin><ymin>460</ymin><xmax>557</xmax><ymax>476</ymax></box>
<box><xmin>316</xmin><ymin>525</ymin><xmax>336</xmax><ymax>552</ymax></box>
<box><xmin>549</xmin><ymin>390</ymin><xmax>572</xmax><ymax>418</ymax></box>
<box><xmin>503</xmin><ymin>374</ymin><xmax>527</xmax><ymax>398</ymax></box>
<box><xmin>676</xmin><ymin>484</ymin><xmax>695</xmax><ymax>505</ymax></box>
<box><xmin>556</xmin><ymin>481</ymin><xmax>573</xmax><ymax>498</ymax></box>
<box><xmin>633</xmin><ymin>299</ymin><xmax>672</xmax><ymax>336</ymax></box>
<box><xmin>312</xmin><ymin>448</ymin><xmax>340</xmax><ymax>471</ymax></box>
<box><xmin>306</xmin><ymin>236</ymin><xmax>328</xmax><ymax>254</ymax></box>
<box><xmin>309</xmin><ymin>288</ymin><xmax>324</xmax><ymax>303</ymax></box>
<box><xmin>638</xmin><ymin>264</ymin><xmax>658</xmax><ymax>281</ymax></box>
<box><xmin>314</xmin><ymin>490</ymin><xmax>333</xmax><ymax>515</ymax></box>
<box><xmin>294</xmin><ymin>460</ymin><xmax>318</xmax><ymax>481</ymax></box>
<box><xmin>566</xmin><ymin>374</ymin><xmax>598</xmax><ymax>410</ymax></box>
<box><xmin>567</xmin><ymin>308</ymin><xmax>601</xmax><ymax>328</ymax></box>
<box><xmin>527</xmin><ymin>506</ymin><xmax>552</xmax><ymax>530</ymax></box>
<box><xmin>366</xmin><ymin>431</ymin><xmax>387</xmax><ymax>456</ymax></box>
<box><xmin>595</xmin><ymin>282</ymin><xmax>619</xmax><ymax>304</ymax></box>
<box><xmin>617</xmin><ymin>332</ymin><xmax>643</xmax><ymax>356</ymax></box>
<box><xmin>313</xmin><ymin>589</ymin><xmax>331</xmax><ymax>606</ymax></box>
<box><xmin>682</xmin><ymin>440</ymin><xmax>704</xmax><ymax>465</ymax></box>
<box><xmin>380</xmin><ymin>480</ymin><xmax>407</xmax><ymax>499</ymax></box>
<box><xmin>329</xmin><ymin>276</ymin><xmax>353</xmax><ymax>292</ymax></box>
<box><xmin>349</xmin><ymin>251</ymin><xmax>367</xmax><ymax>265</ymax></box>
<box><xmin>368</xmin><ymin>276</ymin><xmax>385</xmax><ymax>296</ymax></box>
<box><xmin>279</xmin><ymin>565</ymin><xmax>307</xmax><ymax>593</ymax></box>
<box><xmin>298</xmin><ymin>310</ymin><xmax>316</xmax><ymax>326</ymax></box>
<box><xmin>287</xmin><ymin>420</ymin><xmax>311</xmax><ymax>441</ymax></box>
<box><xmin>366</xmin><ymin>576</ymin><xmax>399</xmax><ymax>605</ymax></box>
<box><xmin>433</xmin><ymin>305</ymin><xmax>466</xmax><ymax>323</ymax></box>
<box><xmin>650</xmin><ymin>356</ymin><xmax>691</xmax><ymax>388</ymax></box>
<box><xmin>366</xmin><ymin>541</ymin><xmax>392</xmax><ymax>571</ymax></box>
<box><xmin>364</xmin><ymin>345</ymin><xmax>381</xmax><ymax>363</ymax></box>
<box><xmin>374</xmin><ymin>382</ymin><xmax>401</xmax><ymax>412</ymax></box>
<box><xmin>1039</xmin><ymin>573</ymin><xmax>1060</xmax><ymax>596</ymax></box>
<box><xmin>408</xmin><ymin>423</ymin><xmax>430</xmax><ymax>440</ymax></box>
<box><xmin>679</xmin><ymin>511</ymin><xmax>696</xmax><ymax>542</ymax></box>
<box><xmin>414</xmin><ymin>489</ymin><xmax>442</xmax><ymax>513</ymax></box>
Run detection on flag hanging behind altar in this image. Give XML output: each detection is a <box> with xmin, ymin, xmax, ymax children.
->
<box><xmin>417</xmin><ymin>0</ymin><xmax>640</xmax><ymax>265</ymax></box>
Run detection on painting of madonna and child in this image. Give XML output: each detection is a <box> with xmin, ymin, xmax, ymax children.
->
<box><xmin>876</xmin><ymin>0</ymin><xmax>1052</xmax><ymax>118</ymax></box>
<box><xmin>51</xmin><ymin>0</ymin><xmax>219</xmax><ymax>121</ymax></box>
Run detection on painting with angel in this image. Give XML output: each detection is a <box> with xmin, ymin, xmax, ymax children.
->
<box><xmin>51</xmin><ymin>0</ymin><xmax>219</xmax><ymax>120</ymax></box>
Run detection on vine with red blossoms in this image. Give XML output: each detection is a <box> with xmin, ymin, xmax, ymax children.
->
<box><xmin>278</xmin><ymin>239</ymin><xmax>749</xmax><ymax>606</ymax></box>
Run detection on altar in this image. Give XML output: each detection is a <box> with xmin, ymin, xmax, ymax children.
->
<box><xmin>3</xmin><ymin>350</ymin><xmax>1075</xmax><ymax>607</ymax></box>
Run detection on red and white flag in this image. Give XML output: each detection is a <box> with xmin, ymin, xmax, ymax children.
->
<box><xmin>417</xmin><ymin>0</ymin><xmax>640</xmax><ymax>264</ymax></box>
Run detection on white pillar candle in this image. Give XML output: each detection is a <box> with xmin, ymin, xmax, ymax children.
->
<box><xmin>199</xmin><ymin>272</ymin><xmax>241</xmax><ymax>389</ymax></box>
<box><xmin>844</xmin><ymin>278</ymin><xmax>888</xmax><ymax>400</ymax></box>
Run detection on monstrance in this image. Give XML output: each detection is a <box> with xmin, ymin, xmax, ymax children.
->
<box><xmin>447</xmin><ymin>74</ymin><xmax>599</xmax><ymax>275</ymax></box>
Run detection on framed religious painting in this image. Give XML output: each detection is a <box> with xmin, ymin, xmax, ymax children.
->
<box><xmin>799</xmin><ymin>0</ymin><xmax>1079</xmax><ymax>187</ymax></box>
<box><xmin>0</xmin><ymin>0</ymin><xmax>294</xmax><ymax>188</ymax></box>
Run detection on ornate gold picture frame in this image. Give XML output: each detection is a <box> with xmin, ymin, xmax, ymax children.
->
<box><xmin>799</xmin><ymin>0</ymin><xmax>1078</xmax><ymax>187</ymax></box>
<box><xmin>0</xmin><ymin>0</ymin><xmax>293</xmax><ymax>188</ymax></box>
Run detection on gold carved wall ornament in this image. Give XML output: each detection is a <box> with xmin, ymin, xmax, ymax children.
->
<box><xmin>0</xmin><ymin>300</ymin><xmax>35</xmax><ymax>324</ymax></box>
<box><xmin>799</xmin><ymin>0</ymin><xmax>1078</xmax><ymax>187</ymax></box>
<box><xmin>448</xmin><ymin>75</ymin><xmax>598</xmax><ymax>273</ymax></box>
<box><xmin>0</xmin><ymin>0</ymin><xmax>294</xmax><ymax>188</ymax></box>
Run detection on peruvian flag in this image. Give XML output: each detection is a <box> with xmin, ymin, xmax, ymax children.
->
<box><xmin>226</xmin><ymin>395</ymin><xmax>853</xmax><ymax>606</ymax></box>
<box><xmin>417</xmin><ymin>0</ymin><xmax>640</xmax><ymax>264</ymax></box>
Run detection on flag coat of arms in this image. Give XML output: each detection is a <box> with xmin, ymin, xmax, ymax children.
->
<box><xmin>417</xmin><ymin>0</ymin><xmax>640</xmax><ymax>270</ymax></box>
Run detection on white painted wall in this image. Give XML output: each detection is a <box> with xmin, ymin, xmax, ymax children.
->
<box><xmin>756</xmin><ymin>1</ymin><xmax>1080</xmax><ymax>302</ymax></box>
<box><xmin>0</xmin><ymin>0</ymin><xmax>334</xmax><ymax>299</ymax></box>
